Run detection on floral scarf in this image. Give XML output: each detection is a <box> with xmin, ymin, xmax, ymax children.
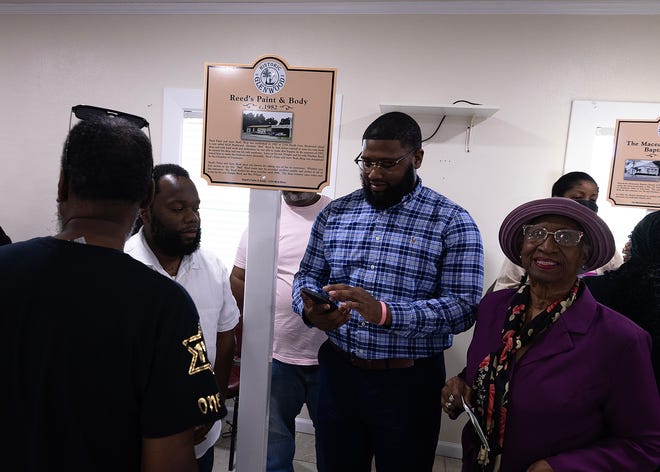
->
<box><xmin>472</xmin><ymin>279</ymin><xmax>581</xmax><ymax>471</ymax></box>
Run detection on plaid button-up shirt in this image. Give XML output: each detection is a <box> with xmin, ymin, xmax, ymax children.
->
<box><xmin>293</xmin><ymin>180</ymin><xmax>484</xmax><ymax>359</ymax></box>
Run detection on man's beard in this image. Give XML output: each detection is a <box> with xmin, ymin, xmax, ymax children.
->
<box><xmin>361</xmin><ymin>164</ymin><xmax>417</xmax><ymax>210</ymax></box>
<box><xmin>150</xmin><ymin>213</ymin><xmax>201</xmax><ymax>257</ymax></box>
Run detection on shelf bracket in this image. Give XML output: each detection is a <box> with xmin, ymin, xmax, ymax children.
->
<box><xmin>465</xmin><ymin>115</ymin><xmax>476</xmax><ymax>153</ymax></box>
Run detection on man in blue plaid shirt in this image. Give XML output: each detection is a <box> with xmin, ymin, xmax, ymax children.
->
<box><xmin>292</xmin><ymin>112</ymin><xmax>484</xmax><ymax>472</ymax></box>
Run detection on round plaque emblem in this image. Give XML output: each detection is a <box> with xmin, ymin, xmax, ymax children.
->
<box><xmin>253</xmin><ymin>60</ymin><xmax>287</xmax><ymax>95</ymax></box>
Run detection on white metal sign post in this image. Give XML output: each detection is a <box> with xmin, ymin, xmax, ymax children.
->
<box><xmin>236</xmin><ymin>189</ymin><xmax>281</xmax><ymax>471</ymax></box>
<box><xmin>201</xmin><ymin>55</ymin><xmax>336</xmax><ymax>470</ymax></box>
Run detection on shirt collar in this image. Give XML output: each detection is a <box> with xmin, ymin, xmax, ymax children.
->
<box><xmin>130</xmin><ymin>228</ymin><xmax>197</xmax><ymax>277</ymax></box>
<box><xmin>367</xmin><ymin>177</ymin><xmax>422</xmax><ymax>212</ymax></box>
<box><xmin>402</xmin><ymin>177</ymin><xmax>423</xmax><ymax>205</ymax></box>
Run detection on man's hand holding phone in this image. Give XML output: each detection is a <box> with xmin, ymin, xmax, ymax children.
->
<box><xmin>301</xmin><ymin>288</ymin><xmax>337</xmax><ymax>311</ymax></box>
<box><xmin>300</xmin><ymin>287</ymin><xmax>350</xmax><ymax>331</ymax></box>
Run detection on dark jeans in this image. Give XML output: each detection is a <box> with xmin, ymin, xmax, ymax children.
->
<box><xmin>267</xmin><ymin>359</ymin><xmax>322</xmax><ymax>472</ymax></box>
<box><xmin>196</xmin><ymin>444</ymin><xmax>214</xmax><ymax>472</ymax></box>
<box><xmin>315</xmin><ymin>341</ymin><xmax>445</xmax><ymax>472</ymax></box>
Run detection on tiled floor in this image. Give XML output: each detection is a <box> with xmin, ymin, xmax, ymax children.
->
<box><xmin>211</xmin><ymin>420</ymin><xmax>462</xmax><ymax>472</ymax></box>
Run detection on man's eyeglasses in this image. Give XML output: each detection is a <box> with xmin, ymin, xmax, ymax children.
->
<box><xmin>354</xmin><ymin>150</ymin><xmax>414</xmax><ymax>172</ymax></box>
<box><xmin>522</xmin><ymin>225</ymin><xmax>584</xmax><ymax>247</ymax></box>
<box><xmin>69</xmin><ymin>105</ymin><xmax>150</xmax><ymax>139</ymax></box>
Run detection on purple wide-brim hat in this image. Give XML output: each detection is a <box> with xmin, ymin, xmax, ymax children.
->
<box><xmin>499</xmin><ymin>197</ymin><xmax>615</xmax><ymax>272</ymax></box>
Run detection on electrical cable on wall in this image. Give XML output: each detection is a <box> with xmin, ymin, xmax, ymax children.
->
<box><xmin>421</xmin><ymin>99</ymin><xmax>483</xmax><ymax>143</ymax></box>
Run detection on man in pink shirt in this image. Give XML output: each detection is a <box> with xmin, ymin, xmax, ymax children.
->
<box><xmin>231</xmin><ymin>191</ymin><xmax>331</xmax><ymax>472</ymax></box>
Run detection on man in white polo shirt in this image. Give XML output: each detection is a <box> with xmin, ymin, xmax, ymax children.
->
<box><xmin>125</xmin><ymin>163</ymin><xmax>239</xmax><ymax>472</ymax></box>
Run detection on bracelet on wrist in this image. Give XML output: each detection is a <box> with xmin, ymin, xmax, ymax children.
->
<box><xmin>377</xmin><ymin>301</ymin><xmax>387</xmax><ymax>326</ymax></box>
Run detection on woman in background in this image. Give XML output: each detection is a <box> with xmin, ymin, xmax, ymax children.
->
<box><xmin>584</xmin><ymin>211</ymin><xmax>660</xmax><ymax>392</ymax></box>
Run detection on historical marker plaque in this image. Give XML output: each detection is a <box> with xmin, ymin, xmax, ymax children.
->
<box><xmin>202</xmin><ymin>55</ymin><xmax>337</xmax><ymax>191</ymax></box>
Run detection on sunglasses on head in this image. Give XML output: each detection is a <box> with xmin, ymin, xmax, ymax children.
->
<box><xmin>69</xmin><ymin>105</ymin><xmax>150</xmax><ymax>139</ymax></box>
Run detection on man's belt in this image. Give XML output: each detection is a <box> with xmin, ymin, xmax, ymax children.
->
<box><xmin>329</xmin><ymin>341</ymin><xmax>414</xmax><ymax>370</ymax></box>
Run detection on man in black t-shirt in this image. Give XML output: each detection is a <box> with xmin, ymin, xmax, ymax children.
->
<box><xmin>0</xmin><ymin>109</ymin><xmax>223</xmax><ymax>471</ymax></box>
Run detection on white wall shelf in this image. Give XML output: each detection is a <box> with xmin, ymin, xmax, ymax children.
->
<box><xmin>379</xmin><ymin>103</ymin><xmax>499</xmax><ymax>152</ymax></box>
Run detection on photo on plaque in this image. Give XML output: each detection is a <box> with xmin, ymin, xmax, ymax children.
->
<box><xmin>241</xmin><ymin>110</ymin><xmax>293</xmax><ymax>142</ymax></box>
<box><xmin>623</xmin><ymin>159</ymin><xmax>660</xmax><ymax>181</ymax></box>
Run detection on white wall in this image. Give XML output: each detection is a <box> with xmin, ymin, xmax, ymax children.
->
<box><xmin>2</xmin><ymin>10</ymin><xmax>660</xmax><ymax>450</ymax></box>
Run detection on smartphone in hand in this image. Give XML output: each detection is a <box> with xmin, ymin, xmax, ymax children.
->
<box><xmin>300</xmin><ymin>287</ymin><xmax>338</xmax><ymax>311</ymax></box>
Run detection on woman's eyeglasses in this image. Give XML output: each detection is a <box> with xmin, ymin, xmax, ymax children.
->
<box><xmin>69</xmin><ymin>105</ymin><xmax>150</xmax><ymax>139</ymax></box>
<box><xmin>522</xmin><ymin>225</ymin><xmax>584</xmax><ymax>247</ymax></box>
<box><xmin>354</xmin><ymin>150</ymin><xmax>414</xmax><ymax>172</ymax></box>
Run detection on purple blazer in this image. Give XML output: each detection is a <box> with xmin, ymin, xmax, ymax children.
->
<box><xmin>461</xmin><ymin>287</ymin><xmax>660</xmax><ymax>471</ymax></box>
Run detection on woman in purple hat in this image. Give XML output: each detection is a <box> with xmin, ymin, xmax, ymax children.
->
<box><xmin>441</xmin><ymin>197</ymin><xmax>660</xmax><ymax>471</ymax></box>
<box><xmin>491</xmin><ymin>171</ymin><xmax>622</xmax><ymax>292</ymax></box>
